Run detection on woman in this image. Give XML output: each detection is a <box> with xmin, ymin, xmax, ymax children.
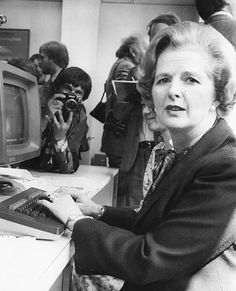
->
<box><xmin>39</xmin><ymin>22</ymin><xmax>236</xmax><ymax>290</ymax></box>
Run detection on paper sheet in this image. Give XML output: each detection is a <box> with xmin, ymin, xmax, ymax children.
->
<box><xmin>0</xmin><ymin>167</ymin><xmax>33</xmax><ymax>180</ymax></box>
<box><xmin>112</xmin><ymin>80</ymin><xmax>138</xmax><ymax>102</ymax></box>
<box><xmin>19</xmin><ymin>176</ymin><xmax>99</xmax><ymax>197</ymax></box>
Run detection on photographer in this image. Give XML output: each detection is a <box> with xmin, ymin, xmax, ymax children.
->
<box><xmin>20</xmin><ymin>67</ymin><xmax>91</xmax><ymax>173</ymax></box>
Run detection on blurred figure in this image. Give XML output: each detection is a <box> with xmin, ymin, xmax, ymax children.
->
<box><xmin>39</xmin><ymin>41</ymin><xmax>69</xmax><ymax>126</ymax></box>
<box><xmin>195</xmin><ymin>0</ymin><xmax>236</xmax><ymax>48</ymax></box>
<box><xmin>141</xmin><ymin>101</ymin><xmax>172</xmax><ymax>198</ymax></box>
<box><xmin>100</xmin><ymin>33</ymin><xmax>149</xmax><ymax>207</ymax></box>
<box><xmin>101</xmin><ymin>33</ymin><xmax>148</xmax><ymax>169</ymax></box>
<box><xmin>8</xmin><ymin>57</ymin><xmax>39</xmax><ymax>79</ymax></box>
<box><xmin>39</xmin><ymin>40</ymin><xmax>69</xmax><ymax>90</ymax></box>
<box><xmin>195</xmin><ymin>0</ymin><xmax>236</xmax><ymax>135</ymax></box>
<box><xmin>29</xmin><ymin>53</ymin><xmax>48</xmax><ymax>85</ymax></box>
<box><xmin>147</xmin><ymin>13</ymin><xmax>181</xmax><ymax>41</ymax></box>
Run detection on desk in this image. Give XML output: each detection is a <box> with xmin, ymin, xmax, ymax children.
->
<box><xmin>0</xmin><ymin>165</ymin><xmax>118</xmax><ymax>291</ymax></box>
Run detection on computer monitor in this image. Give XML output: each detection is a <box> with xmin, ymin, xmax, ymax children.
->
<box><xmin>0</xmin><ymin>61</ymin><xmax>41</xmax><ymax>165</ymax></box>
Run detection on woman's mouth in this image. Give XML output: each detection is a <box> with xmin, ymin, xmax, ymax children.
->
<box><xmin>166</xmin><ymin>105</ymin><xmax>185</xmax><ymax>111</ymax></box>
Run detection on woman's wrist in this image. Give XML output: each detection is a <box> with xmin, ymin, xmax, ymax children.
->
<box><xmin>95</xmin><ymin>205</ymin><xmax>106</xmax><ymax>220</ymax></box>
<box><xmin>65</xmin><ymin>215</ymin><xmax>93</xmax><ymax>231</ymax></box>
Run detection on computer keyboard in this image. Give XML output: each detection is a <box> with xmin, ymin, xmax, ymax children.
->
<box><xmin>0</xmin><ymin>187</ymin><xmax>65</xmax><ymax>240</ymax></box>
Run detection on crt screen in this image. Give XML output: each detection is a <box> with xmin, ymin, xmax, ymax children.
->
<box><xmin>4</xmin><ymin>84</ymin><xmax>28</xmax><ymax>145</ymax></box>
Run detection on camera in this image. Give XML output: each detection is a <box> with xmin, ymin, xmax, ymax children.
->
<box><xmin>56</xmin><ymin>93</ymin><xmax>83</xmax><ymax>112</ymax></box>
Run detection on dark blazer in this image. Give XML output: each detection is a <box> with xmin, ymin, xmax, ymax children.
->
<box><xmin>72</xmin><ymin>118</ymin><xmax>236</xmax><ymax>291</ymax></box>
<box><xmin>205</xmin><ymin>13</ymin><xmax>236</xmax><ymax>49</ymax></box>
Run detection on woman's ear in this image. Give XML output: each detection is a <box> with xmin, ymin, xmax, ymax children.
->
<box><xmin>211</xmin><ymin>100</ymin><xmax>220</xmax><ymax>111</ymax></box>
<box><xmin>129</xmin><ymin>47</ymin><xmax>136</xmax><ymax>58</ymax></box>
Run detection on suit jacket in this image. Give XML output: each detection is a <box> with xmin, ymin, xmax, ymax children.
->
<box><xmin>205</xmin><ymin>13</ymin><xmax>236</xmax><ymax>49</ymax></box>
<box><xmin>72</xmin><ymin>118</ymin><xmax>236</xmax><ymax>291</ymax></box>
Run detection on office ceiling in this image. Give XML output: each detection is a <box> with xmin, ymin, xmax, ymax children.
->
<box><xmin>22</xmin><ymin>0</ymin><xmax>195</xmax><ymax>4</ymax></box>
<box><xmin>102</xmin><ymin>0</ymin><xmax>195</xmax><ymax>4</ymax></box>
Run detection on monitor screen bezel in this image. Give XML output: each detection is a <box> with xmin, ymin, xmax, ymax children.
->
<box><xmin>0</xmin><ymin>62</ymin><xmax>41</xmax><ymax>165</ymax></box>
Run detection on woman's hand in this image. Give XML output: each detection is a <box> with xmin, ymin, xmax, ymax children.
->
<box><xmin>38</xmin><ymin>194</ymin><xmax>83</xmax><ymax>225</ymax></box>
<box><xmin>72</xmin><ymin>193</ymin><xmax>102</xmax><ymax>219</ymax></box>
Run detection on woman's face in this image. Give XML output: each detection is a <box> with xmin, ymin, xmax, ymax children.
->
<box><xmin>152</xmin><ymin>47</ymin><xmax>217</xmax><ymax>136</ymax></box>
<box><xmin>142</xmin><ymin>103</ymin><xmax>167</xmax><ymax>133</ymax></box>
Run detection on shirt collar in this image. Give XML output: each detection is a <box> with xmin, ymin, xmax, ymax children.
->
<box><xmin>51</xmin><ymin>69</ymin><xmax>62</xmax><ymax>82</ymax></box>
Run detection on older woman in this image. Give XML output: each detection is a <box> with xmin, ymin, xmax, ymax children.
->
<box><xmin>39</xmin><ymin>22</ymin><xmax>236</xmax><ymax>291</ymax></box>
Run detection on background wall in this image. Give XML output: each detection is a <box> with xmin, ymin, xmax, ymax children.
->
<box><xmin>0</xmin><ymin>0</ymin><xmax>62</xmax><ymax>55</ymax></box>
<box><xmin>0</xmin><ymin>0</ymin><xmax>198</xmax><ymax>164</ymax></box>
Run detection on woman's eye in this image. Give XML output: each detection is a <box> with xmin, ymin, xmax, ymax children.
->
<box><xmin>157</xmin><ymin>77</ymin><xmax>169</xmax><ymax>84</ymax></box>
<box><xmin>186</xmin><ymin>77</ymin><xmax>199</xmax><ymax>84</ymax></box>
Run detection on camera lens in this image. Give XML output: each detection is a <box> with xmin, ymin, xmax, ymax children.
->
<box><xmin>65</xmin><ymin>99</ymin><xmax>78</xmax><ymax>112</ymax></box>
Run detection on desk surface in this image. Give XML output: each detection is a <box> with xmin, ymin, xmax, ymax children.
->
<box><xmin>24</xmin><ymin>165</ymin><xmax>118</xmax><ymax>198</ymax></box>
<box><xmin>0</xmin><ymin>231</ymin><xmax>73</xmax><ymax>291</ymax></box>
<box><xmin>0</xmin><ymin>165</ymin><xmax>118</xmax><ymax>291</ymax></box>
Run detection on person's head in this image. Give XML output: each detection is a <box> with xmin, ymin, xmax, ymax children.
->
<box><xmin>54</xmin><ymin>66</ymin><xmax>92</xmax><ymax>101</ymax></box>
<box><xmin>116</xmin><ymin>33</ymin><xmax>148</xmax><ymax>65</ymax></box>
<box><xmin>142</xmin><ymin>103</ymin><xmax>167</xmax><ymax>133</ymax></box>
<box><xmin>8</xmin><ymin>57</ymin><xmax>39</xmax><ymax>79</ymax></box>
<box><xmin>39</xmin><ymin>41</ymin><xmax>69</xmax><ymax>76</ymax></box>
<box><xmin>141</xmin><ymin>97</ymin><xmax>172</xmax><ymax>146</ymax></box>
<box><xmin>138</xmin><ymin>21</ymin><xmax>236</xmax><ymax>137</ymax></box>
<box><xmin>195</xmin><ymin>0</ymin><xmax>229</xmax><ymax>21</ymax></box>
<box><xmin>29</xmin><ymin>53</ymin><xmax>42</xmax><ymax>68</ymax></box>
<box><xmin>147</xmin><ymin>13</ymin><xmax>181</xmax><ymax>41</ymax></box>
<box><xmin>29</xmin><ymin>53</ymin><xmax>46</xmax><ymax>84</ymax></box>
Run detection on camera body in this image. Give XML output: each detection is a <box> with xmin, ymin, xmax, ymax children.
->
<box><xmin>55</xmin><ymin>93</ymin><xmax>83</xmax><ymax>121</ymax></box>
<box><xmin>56</xmin><ymin>93</ymin><xmax>83</xmax><ymax>112</ymax></box>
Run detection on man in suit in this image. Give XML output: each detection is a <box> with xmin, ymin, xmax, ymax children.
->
<box><xmin>195</xmin><ymin>0</ymin><xmax>236</xmax><ymax>140</ymax></box>
<box><xmin>39</xmin><ymin>41</ymin><xmax>69</xmax><ymax>131</ymax></box>
<box><xmin>195</xmin><ymin>0</ymin><xmax>236</xmax><ymax>48</ymax></box>
<box><xmin>39</xmin><ymin>41</ymin><xmax>69</xmax><ymax>88</ymax></box>
<box><xmin>147</xmin><ymin>13</ymin><xmax>181</xmax><ymax>41</ymax></box>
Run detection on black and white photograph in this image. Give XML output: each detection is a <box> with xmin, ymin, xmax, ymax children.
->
<box><xmin>0</xmin><ymin>0</ymin><xmax>236</xmax><ymax>290</ymax></box>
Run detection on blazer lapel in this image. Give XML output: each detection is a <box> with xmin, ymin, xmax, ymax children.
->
<box><xmin>135</xmin><ymin>119</ymin><xmax>234</xmax><ymax>226</ymax></box>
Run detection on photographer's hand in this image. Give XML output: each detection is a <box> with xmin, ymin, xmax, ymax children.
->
<box><xmin>47</xmin><ymin>94</ymin><xmax>64</xmax><ymax>119</ymax></box>
<box><xmin>52</xmin><ymin>110</ymin><xmax>73</xmax><ymax>141</ymax></box>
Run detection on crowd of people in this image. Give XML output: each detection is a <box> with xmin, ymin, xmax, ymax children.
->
<box><xmin>6</xmin><ymin>0</ymin><xmax>236</xmax><ymax>290</ymax></box>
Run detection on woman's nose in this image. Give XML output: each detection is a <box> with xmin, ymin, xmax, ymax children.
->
<box><xmin>142</xmin><ymin>104</ymin><xmax>155</xmax><ymax>115</ymax></box>
<box><xmin>168</xmin><ymin>79</ymin><xmax>182</xmax><ymax>100</ymax></box>
<box><xmin>142</xmin><ymin>104</ymin><xmax>150</xmax><ymax>114</ymax></box>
